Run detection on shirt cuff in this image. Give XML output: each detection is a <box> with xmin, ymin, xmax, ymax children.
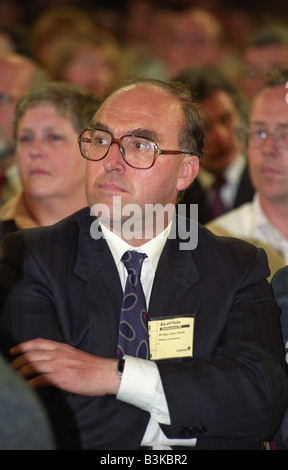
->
<box><xmin>116</xmin><ymin>355</ymin><xmax>170</xmax><ymax>425</ymax></box>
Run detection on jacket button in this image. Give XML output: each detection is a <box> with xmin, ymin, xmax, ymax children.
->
<box><xmin>179</xmin><ymin>426</ymin><xmax>207</xmax><ymax>437</ymax></box>
<box><xmin>197</xmin><ymin>426</ymin><xmax>207</xmax><ymax>435</ymax></box>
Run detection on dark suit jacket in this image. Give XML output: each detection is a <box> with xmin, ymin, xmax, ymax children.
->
<box><xmin>271</xmin><ymin>266</ymin><xmax>288</xmax><ymax>450</ymax></box>
<box><xmin>0</xmin><ymin>207</ymin><xmax>287</xmax><ymax>450</ymax></box>
<box><xmin>0</xmin><ymin>220</ymin><xmax>17</xmax><ymax>241</ymax></box>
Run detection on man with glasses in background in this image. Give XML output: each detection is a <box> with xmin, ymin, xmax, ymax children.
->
<box><xmin>208</xmin><ymin>73</ymin><xmax>288</xmax><ymax>278</ymax></box>
<box><xmin>0</xmin><ymin>78</ymin><xmax>287</xmax><ymax>451</ymax></box>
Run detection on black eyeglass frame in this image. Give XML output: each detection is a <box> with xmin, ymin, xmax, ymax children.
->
<box><xmin>77</xmin><ymin>127</ymin><xmax>192</xmax><ymax>169</ymax></box>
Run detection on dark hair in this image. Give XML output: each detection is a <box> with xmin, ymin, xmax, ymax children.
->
<box><xmin>14</xmin><ymin>81</ymin><xmax>102</xmax><ymax>138</ymax></box>
<box><xmin>263</xmin><ymin>68</ymin><xmax>288</xmax><ymax>88</ymax></box>
<box><xmin>175</xmin><ymin>66</ymin><xmax>247</xmax><ymax>120</ymax></box>
<box><xmin>245</xmin><ymin>24</ymin><xmax>288</xmax><ymax>49</ymax></box>
<box><xmin>99</xmin><ymin>77</ymin><xmax>207</xmax><ymax>162</ymax></box>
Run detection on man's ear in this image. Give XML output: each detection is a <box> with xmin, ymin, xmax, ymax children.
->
<box><xmin>176</xmin><ymin>156</ymin><xmax>199</xmax><ymax>192</ymax></box>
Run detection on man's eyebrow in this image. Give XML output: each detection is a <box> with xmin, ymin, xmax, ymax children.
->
<box><xmin>128</xmin><ymin>128</ymin><xmax>161</xmax><ymax>143</ymax></box>
<box><xmin>251</xmin><ymin>120</ymin><xmax>288</xmax><ymax>129</ymax></box>
<box><xmin>91</xmin><ymin>121</ymin><xmax>110</xmax><ymax>132</ymax></box>
<box><xmin>250</xmin><ymin>120</ymin><xmax>266</xmax><ymax>127</ymax></box>
<box><xmin>91</xmin><ymin>122</ymin><xmax>161</xmax><ymax>143</ymax></box>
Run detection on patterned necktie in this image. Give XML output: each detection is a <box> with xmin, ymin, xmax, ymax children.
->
<box><xmin>209</xmin><ymin>176</ymin><xmax>226</xmax><ymax>218</ymax></box>
<box><xmin>117</xmin><ymin>250</ymin><xmax>149</xmax><ymax>359</ymax></box>
<box><xmin>0</xmin><ymin>174</ymin><xmax>6</xmax><ymax>202</ymax></box>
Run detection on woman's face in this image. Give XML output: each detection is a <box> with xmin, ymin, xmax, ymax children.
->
<box><xmin>16</xmin><ymin>103</ymin><xmax>86</xmax><ymax>201</ymax></box>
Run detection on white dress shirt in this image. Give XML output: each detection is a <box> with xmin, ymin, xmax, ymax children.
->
<box><xmin>207</xmin><ymin>193</ymin><xmax>288</xmax><ymax>264</ymax></box>
<box><xmin>100</xmin><ymin>221</ymin><xmax>197</xmax><ymax>449</ymax></box>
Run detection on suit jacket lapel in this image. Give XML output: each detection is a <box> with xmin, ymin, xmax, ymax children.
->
<box><xmin>71</xmin><ymin>214</ymin><xmax>123</xmax><ymax>356</ymax></box>
<box><xmin>70</xmin><ymin>212</ymin><xmax>201</xmax><ymax>354</ymax></box>
<box><xmin>149</xmin><ymin>221</ymin><xmax>201</xmax><ymax>320</ymax></box>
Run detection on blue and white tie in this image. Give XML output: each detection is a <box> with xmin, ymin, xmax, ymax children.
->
<box><xmin>117</xmin><ymin>250</ymin><xmax>149</xmax><ymax>359</ymax></box>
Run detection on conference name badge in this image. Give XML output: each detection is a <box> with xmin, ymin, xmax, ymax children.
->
<box><xmin>148</xmin><ymin>316</ymin><xmax>194</xmax><ymax>360</ymax></box>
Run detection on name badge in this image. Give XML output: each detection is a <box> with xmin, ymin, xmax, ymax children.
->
<box><xmin>148</xmin><ymin>316</ymin><xmax>194</xmax><ymax>360</ymax></box>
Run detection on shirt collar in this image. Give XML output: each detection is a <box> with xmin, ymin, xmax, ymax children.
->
<box><xmin>251</xmin><ymin>193</ymin><xmax>270</xmax><ymax>231</ymax></box>
<box><xmin>224</xmin><ymin>153</ymin><xmax>246</xmax><ymax>186</ymax></box>
<box><xmin>99</xmin><ymin>220</ymin><xmax>172</xmax><ymax>273</ymax></box>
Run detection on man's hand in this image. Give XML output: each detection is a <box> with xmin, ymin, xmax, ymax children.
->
<box><xmin>9</xmin><ymin>338</ymin><xmax>120</xmax><ymax>396</ymax></box>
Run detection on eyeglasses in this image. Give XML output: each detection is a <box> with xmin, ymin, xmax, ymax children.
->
<box><xmin>77</xmin><ymin>127</ymin><xmax>191</xmax><ymax>169</ymax></box>
<box><xmin>248</xmin><ymin>128</ymin><xmax>288</xmax><ymax>150</ymax></box>
<box><xmin>242</xmin><ymin>65</ymin><xmax>284</xmax><ymax>80</ymax></box>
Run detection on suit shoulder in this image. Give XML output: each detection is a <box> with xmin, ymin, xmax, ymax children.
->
<box><xmin>199</xmin><ymin>223</ymin><xmax>259</xmax><ymax>253</ymax></box>
<box><xmin>0</xmin><ymin>207</ymin><xmax>91</xmax><ymax>256</ymax></box>
<box><xmin>197</xmin><ymin>224</ymin><xmax>270</xmax><ymax>281</ymax></box>
<box><xmin>0</xmin><ymin>220</ymin><xmax>18</xmax><ymax>242</ymax></box>
<box><xmin>24</xmin><ymin>207</ymin><xmax>89</xmax><ymax>239</ymax></box>
<box><xmin>176</xmin><ymin>215</ymin><xmax>259</xmax><ymax>258</ymax></box>
<box><xmin>197</xmin><ymin>223</ymin><xmax>265</xmax><ymax>269</ymax></box>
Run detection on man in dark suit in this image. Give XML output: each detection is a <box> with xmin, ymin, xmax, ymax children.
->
<box><xmin>176</xmin><ymin>67</ymin><xmax>254</xmax><ymax>223</ymax></box>
<box><xmin>0</xmin><ymin>78</ymin><xmax>287</xmax><ymax>450</ymax></box>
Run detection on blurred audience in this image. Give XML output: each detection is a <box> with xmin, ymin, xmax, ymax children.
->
<box><xmin>167</xmin><ymin>8</ymin><xmax>231</xmax><ymax>78</ymax></box>
<box><xmin>0</xmin><ymin>0</ymin><xmax>24</xmax><ymax>24</ymax></box>
<box><xmin>120</xmin><ymin>4</ymin><xmax>234</xmax><ymax>80</ymax></box>
<box><xmin>236</xmin><ymin>23</ymin><xmax>288</xmax><ymax>102</ymax></box>
<box><xmin>217</xmin><ymin>6</ymin><xmax>256</xmax><ymax>51</ymax></box>
<box><xmin>0</xmin><ymin>82</ymin><xmax>101</xmax><ymax>239</ymax></box>
<box><xmin>29</xmin><ymin>5</ymin><xmax>97</xmax><ymax>71</ymax></box>
<box><xmin>126</xmin><ymin>6</ymin><xmax>231</xmax><ymax>80</ymax></box>
<box><xmin>0</xmin><ymin>53</ymin><xmax>49</xmax><ymax>202</ymax></box>
<box><xmin>0</xmin><ymin>21</ymin><xmax>31</xmax><ymax>56</ymax></box>
<box><xmin>177</xmin><ymin>67</ymin><xmax>254</xmax><ymax>224</ymax></box>
<box><xmin>207</xmin><ymin>73</ymin><xmax>288</xmax><ymax>277</ymax></box>
<box><xmin>48</xmin><ymin>31</ymin><xmax>125</xmax><ymax>97</ymax></box>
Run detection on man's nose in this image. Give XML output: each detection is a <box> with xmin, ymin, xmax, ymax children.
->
<box><xmin>103</xmin><ymin>141</ymin><xmax>125</xmax><ymax>171</ymax></box>
<box><xmin>261</xmin><ymin>133</ymin><xmax>279</xmax><ymax>155</ymax></box>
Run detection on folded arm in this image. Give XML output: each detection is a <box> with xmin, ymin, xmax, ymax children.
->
<box><xmin>10</xmin><ymin>338</ymin><xmax>120</xmax><ymax>396</ymax></box>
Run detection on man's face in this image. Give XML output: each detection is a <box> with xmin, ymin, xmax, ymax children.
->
<box><xmin>85</xmin><ymin>85</ymin><xmax>199</xmax><ymax>233</ymax></box>
<box><xmin>240</xmin><ymin>44</ymin><xmax>288</xmax><ymax>101</ymax></box>
<box><xmin>248</xmin><ymin>84</ymin><xmax>288</xmax><ymax>204</ymax></box>
<box><xmin>200</xmin><ymin>90</ymin><xmax>241</xmax><ymax>175</ymax></box>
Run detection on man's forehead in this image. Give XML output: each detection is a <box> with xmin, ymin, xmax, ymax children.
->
<box><xmin>104</xmin><ymin>85</ymin><xmax>176</xmax><ymax>108</ymax></box>
<box><xmin>249</xmin><ymin>86</ymin><xmax>288</xmax><ymax>125</ymax></box>
<box><xmin>94</xmin><ymin>86</ymin><xmax>180</xmax><ymax>123</ymax></box>
<box><xmin>252</xmin><ymin>86</ymin><xmax>287</xmax><ymax>111</ymax></box>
